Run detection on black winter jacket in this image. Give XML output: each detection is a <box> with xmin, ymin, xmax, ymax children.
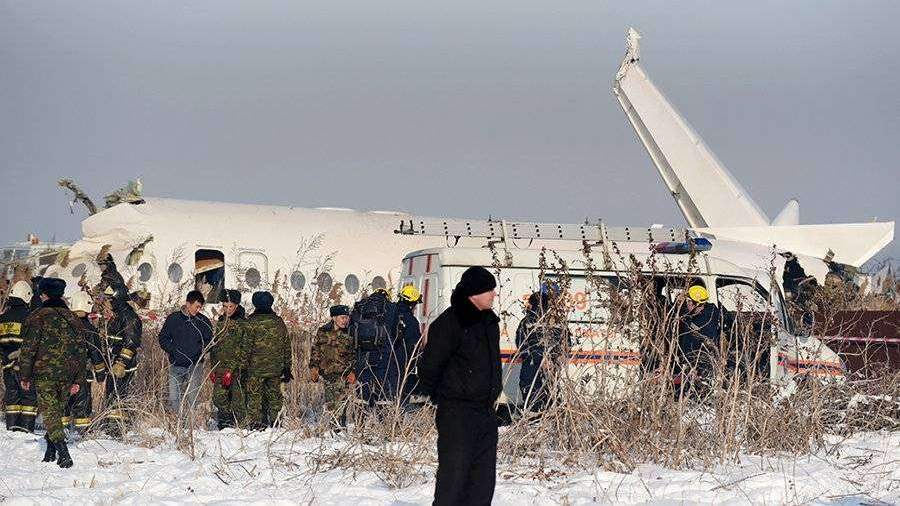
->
<box><xmin>0</xmin><ymin>298</ymin><xmax>31</xmax><ymax>363</ymax></box>
<box><xmin>418</xmin><ymin>290</ymin><xmax>501</xmax><ymax>408</ymax></box>
<box><xmin>158</xmin><ymin>310</ymin><xmax>214</xmax><ymax>367</ymax></box>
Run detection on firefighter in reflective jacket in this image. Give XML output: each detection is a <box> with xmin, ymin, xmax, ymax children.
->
<box><xmin>96</xmin><ymin>251</ymin><xmax>142</xmax><ymax>426</ymax></box>
<box><xmin>1</xmin><ymin>281</ymin><xmax>37</xmax><ymax>432</ymax></box>
<box><xmin>64</xmin><ymin>291</ymin><xmax>105</xmax><ymax>432</ymax></box>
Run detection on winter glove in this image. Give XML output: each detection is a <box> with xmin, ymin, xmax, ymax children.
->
<box><xmin>111</xmin><ymin>361</ymin><xmax>127</xmax><ymax>379</ymax></box>
<box><xmin>222</xmin><ymin>369</ymin><xmax>233</xmax><ymax>388</ymax></box>
<box><xmin>309</xmin><ymin>367</ymin><xmax>320</xmax><ymax>383</ymax></box>
<box><xmin>280</xmin><ymin>367</ymin><xmax>293</xmax><ymax>384</ymax></box>
<box><xmin>346</xmin><ymin>372</ymin><xmax>356</xmax><ymax>385</ymax></box>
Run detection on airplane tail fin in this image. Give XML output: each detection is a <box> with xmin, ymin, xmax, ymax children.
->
<box><xmin>772</xmin><ymin>199</ymin><xmax>800</xmax><ymax>226</ymax></box>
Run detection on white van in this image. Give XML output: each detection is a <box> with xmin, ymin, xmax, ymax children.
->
<box><xmin>398</xmin><ymin>242</ymin><xmax>844</xmax><ymax>408</ymax></box>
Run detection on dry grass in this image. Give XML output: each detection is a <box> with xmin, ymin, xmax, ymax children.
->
<box><xmin>1</xmin><ymin>251</ymin><xmax>898</xmax><ymax>489</ymax></box>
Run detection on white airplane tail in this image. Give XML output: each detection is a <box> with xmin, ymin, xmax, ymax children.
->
<box><xmin>613</xmin><ymin>28</ymin><xmax>893</xmax><ymax>266</ymax></box>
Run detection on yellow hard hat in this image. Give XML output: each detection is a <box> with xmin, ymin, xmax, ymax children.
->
<box><xmin>399</xmin><ymin>284</ymin><xmax>422</xmax><ymax>303</ymax></box>
<box><xmin>687</xmin><ymin>285</ymin><xmax>709</xmax><ymax>304</ymax></box>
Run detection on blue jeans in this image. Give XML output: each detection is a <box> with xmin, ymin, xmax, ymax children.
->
<box><xmin>168</xmin><ymin>364</ymin><xmax>205</xmax><ymax>415</ymax></box>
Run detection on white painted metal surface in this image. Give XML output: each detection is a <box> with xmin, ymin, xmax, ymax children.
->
<box><xmin>613</xmin><ymin>28</ymin><xmax>894</xmax><ymax>267</ymax></box>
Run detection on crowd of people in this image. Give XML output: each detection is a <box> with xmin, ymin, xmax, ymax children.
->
<box><xmin>0</xmin><ymin>247</ymin><xmax>734</xmax><ymax>504</ymax></box>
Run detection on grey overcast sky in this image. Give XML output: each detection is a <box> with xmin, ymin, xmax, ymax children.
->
<box><xmin>1</xmin><ymin>1</ymin><xmax>898</xmax><ymax>261</ymax></box>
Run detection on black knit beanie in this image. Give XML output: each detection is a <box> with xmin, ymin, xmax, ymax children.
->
<box><xmin>455</xmin><ymin>266</ymin><xmax>496</xmax><ymax>298</ymax></box>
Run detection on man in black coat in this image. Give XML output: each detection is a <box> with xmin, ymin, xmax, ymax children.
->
<box><xmin>418</xmin><ymin>266</ymin><xmax>501</xmax><ymax>506</ymax></box>
<box><xmin>0</xmin><ymin>281</ymin><xmax>37</xmax><ymax>432</ymax></box>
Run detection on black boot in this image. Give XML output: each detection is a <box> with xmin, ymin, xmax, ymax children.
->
<box><xmin>5</xmin><ymin>412</ymin><xmax>19</xmax><ymax>432</ymax></box>
<box><xmin>21</xmin><ymin>413</ymin><xmax>37</xmax><ymax>433</ymax></box>
<box><xmin>42</xmin><ymin>435</ymin><xmax>57</xmax><ymax>462</ymax></box>
<box><xmin>55</xmin><ymin>440</ymin><xmax>73</xmax><ymax>468</ymax></box>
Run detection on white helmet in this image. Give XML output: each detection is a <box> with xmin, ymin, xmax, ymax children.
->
<box><xmin>69</xmin><ymin>291</ymin><xmax>94</xmax><ymax>314</ymax></box>
<box><xmin>9</xmin><ymin>281</ymin><xmax>33</xmax><ymax>302</ymax></box>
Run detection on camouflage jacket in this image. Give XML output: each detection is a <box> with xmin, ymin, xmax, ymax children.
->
<box><xmin>17</xmin><ymin>299</ymin><xmax>88</xmax><ymax>384</ymax></box>
<box><xmin>309</xmin><ymin>321</ymin><xmax>354</xmax><ymax>379</ymax></box>
<box><xmin>245</xmin><ymin>310</ymin><xmax>291</xmax><ymax>378</ymax></box>
<box><xmin>212</xmin><ymin>308</ymin><xmax>249</xmax><ymax>373</ymax></box>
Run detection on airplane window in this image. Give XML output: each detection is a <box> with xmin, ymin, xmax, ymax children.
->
<box><xmin>291</xmin><ymin>271</ymin><xmax>305</xmax><ymax>291</ymax></box>
<box><xmin>168</xmin><ymin>263</ymin><xmax>183</xmax><ymax>283</ymax></box>
<box><xmin>245</xmin><ymin>267</ymin><xmax>261</xmax><ymax>288</ymax></box>
<box><xmin>72</xmin><ymin>263</ymin><xmax>87</xmax><ymax>278</ymax></box>
<box><xmin>372</xmin><ymin>276</ymin><xmax>387</xmax><ymax>290</ymax></box>
<box><xmin>138</xmin><ymin>262</ymin><xmax>153</xmax><ymax>282</ymax></box>
<box><xmin>345</xmin><ymin>274</ymin><xmax>360</xmax><ymax>294</ymax></box>
<box><xmin>317</xmin><ymin>272</ymin><xmax>333</xmax><ymax>292</ymax></box>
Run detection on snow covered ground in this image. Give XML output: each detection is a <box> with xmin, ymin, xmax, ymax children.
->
<box><xmin>0</xmin><ymin>428</ymin><xmax>897</xmax><ymax>505</ymax></box>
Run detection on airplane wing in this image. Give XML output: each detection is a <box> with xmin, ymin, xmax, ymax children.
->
<box><xmin>613</xmin><ymin>28</ymin><xmax>770</xmax><ymax>228</ymax></box>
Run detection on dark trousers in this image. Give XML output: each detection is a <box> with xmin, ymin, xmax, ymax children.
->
<box><xmin>518</xmin><ymin>354</ymin><xmax>548</xmax><ymax>412</ymax></box>
<box><xmin>3</xmin><ymin>367</ymin><xmax>37</xmax><ymax>431</ymax></box>
<box><xmin>433</xmin><ymin>402</ymin><xmax>498</xmax><ymax>506</ymax></box>
<box><xmin>64</xmin><ymin>379</ymin><xmax>93</xmax><ymax>430</ymax></box>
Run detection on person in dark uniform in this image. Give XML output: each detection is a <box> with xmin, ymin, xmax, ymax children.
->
<box><xmin>1</xmin><ymin>281</ymin><xmax>37</xmax><ymax>432</ymax></box>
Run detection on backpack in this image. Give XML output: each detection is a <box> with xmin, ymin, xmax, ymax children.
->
<box><xmin>350</xmin><ymin>293</ymin><xmax>391</xmax><ymax>352</ymax></box>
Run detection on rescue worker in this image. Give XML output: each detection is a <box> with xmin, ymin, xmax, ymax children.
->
<box><xmin>64</xmin><ymin>290</ymin><xmax>105</xmax><ymax>433</ymax></box>
<box><xmin>352</xmin><ymin>288</ymin><xmax>405</xmax><ymax>407</ymax></box>
<box><xmin>210</xmin><ymin>289</ymin><xmax>248</xmax><ymax>429</ymax></box>
<box><xmin>396</xmin><ymin>285</ymin><xmax>423</xmax><ymax>402</ymax></box>
<box><xmin>1</xmin><ymin>281</ymin><xmax>37</xmax><ymax>432</ymax></box>
<box><xmin>515</xmin><ymin>287</ymin><xmax>570</xmax><ymax>413</ymax></box>
<box><xmin>159</xmin><ymin>290</ymin><xmax>213</xmax><ymax>416</ymax></box>
<box><xmin>309</xmin><ymin>305</ymin><xmax>355</xmax><ymax>424</ymax></box>
<box><xmin>677</xmin><ymin>284</ymin><xmax>721</xmax><ymax>394</ymax></box>
<box><xmin>418</xmin><ymin>266</ymin><xmax>501</xmax><ymax>506</ymax></box>
<box><xmin>244</xmin><ymin>291</ymin><xmax>292</xmax><ymax>428</ymax></box>
<box><xmin>17</xmin><ymin>278</ymin><xmax>87</xmax><ymax>468</ymax></box>
<box><xmin>95</xmin><ymin>253</ymin><xmax>143</xmax><ymax>429</ymax></box>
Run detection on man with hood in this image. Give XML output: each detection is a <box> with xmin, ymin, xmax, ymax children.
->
<box><xmin>17</xmin><ymin>278</ymin><xmax>88</xmax><ymax>468</ymax></box>
<box><xmin>63</xmin><ymin>290</ymin><xmax>105</xmax><ymax>433</ymax></box>
<box><xmin>1</xmin><ymin>280</ymin><xmax>37</xmax><ymax>432</ymax></box>
<box><xmin>210</xmin><ymin>289</ymin><xmax>248</xmax><ymax>429</ymax></box>
<box><xmin>418</xmin><ymin>266</ymin><xmax>501</xmax><ymax>506</ymax></box>
<box><xmin>244</xmin><ymin>291</ymin><xmax>292</xmax><ymax>428</ymax></box>
<box><xmin>309</xmin><ymin>304</ymin><xmax>355</xmax><ymax>424</ymax></box>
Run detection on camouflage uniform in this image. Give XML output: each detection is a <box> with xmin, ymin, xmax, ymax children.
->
<box><xmin>309</xmin><ymin>321</ymin><xmax>355</xmax><ymax>414</ymax></box>
<box><xmin>17</xmin><ymin>301</ymin><xmax>88</xmax><ymax>443</ymax></box>
<box><xmin>211</xmin><ymin>307</ymin><xmax>249</xmax><ymax>428</ymax></box>
<box><xmin>244</xmin><ymin>311</ymin><xmax>291</xmax><ymax>427</ymax></box>
<box><xmin>63</xmin><ymin>316</ymin><xmax>105</xmax><ymax>431</ymax></box>
<box><xmin>1</xmin><ymin>297</ymin><xmax>37</xmax><ymax>431</ymax></box>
